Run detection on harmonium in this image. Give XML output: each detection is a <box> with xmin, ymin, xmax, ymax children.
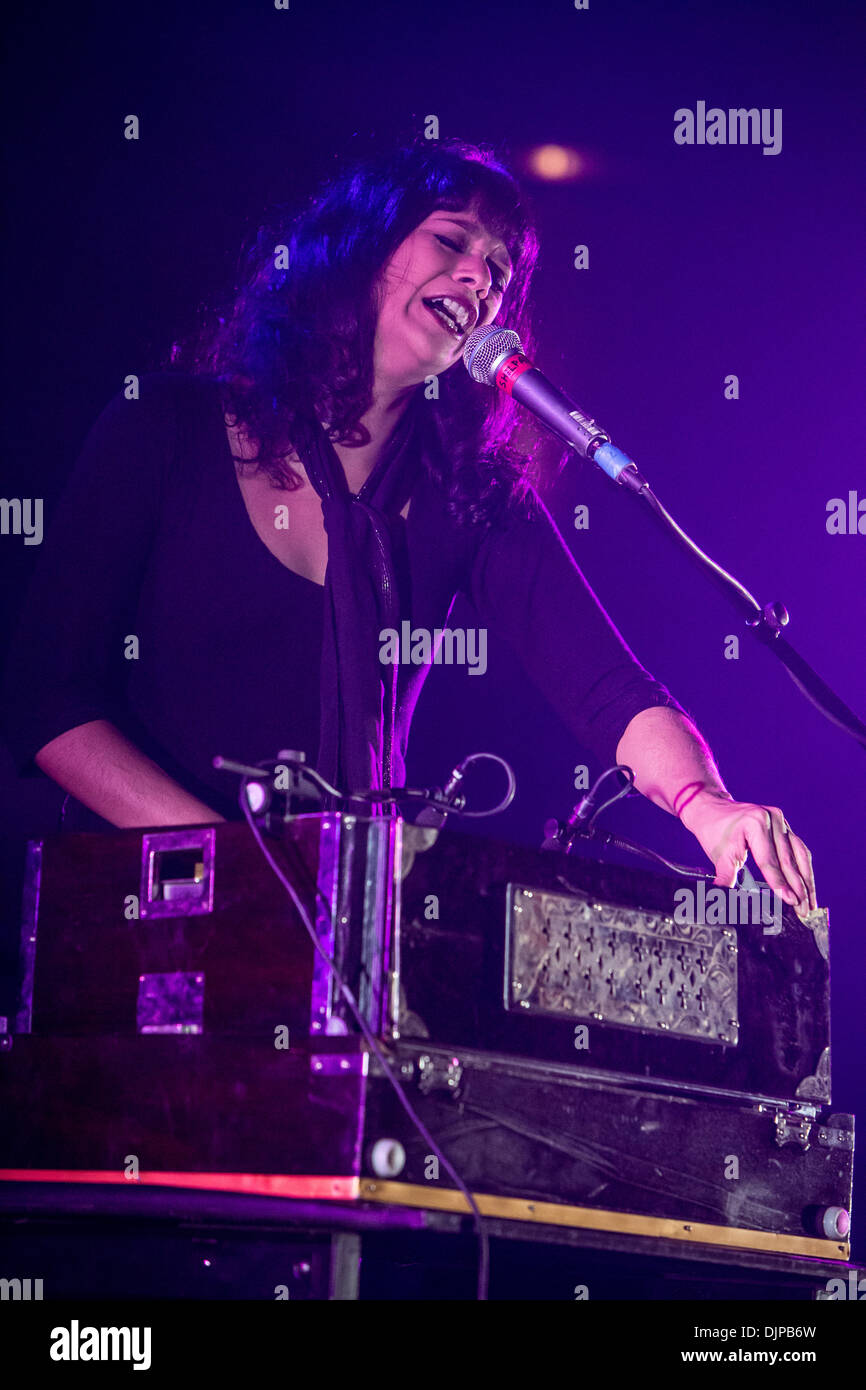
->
<box><xmin>0</xmin><ymin>813</ymin><xmax>854</xmax><ymax>1273</ymax></box>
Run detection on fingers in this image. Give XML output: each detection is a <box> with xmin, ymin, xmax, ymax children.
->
<box><xmin>787</xmin><ymin>831</ymin><xmax>817</xmax><ymax>912</ymax></box>
<box><xmin>713</xmin><ymin>843</ymin><xmax>748</xmax><ymax>890</ymax></box>
<box><xmin>767</xmin><ymin>805</ymin><xmax>817</xmax><ymax>912</ymax></box>
<box><xmin>748</xmin><ymin>806</ymin><xmax>813</xmax><ymax>911</ymax></box>
<box><xmin>695</xmin><ymin>799</ymin><xmax>818</xmax><ymax>914</ymax></box>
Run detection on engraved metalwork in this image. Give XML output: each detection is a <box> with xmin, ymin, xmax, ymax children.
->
<box><xmin>397</xmin><ymin>824</ymin><xmax>440</xmax><ymax>882</ymax></box>
<box><xmin>393</xmin><ymin>977</ymin><xmax>430</xmax><ymax>1039</ymax></box>
<box><xmin>801</xmin><ymin>906</ymin><xmax>829</xmax><ymax>962</ymax></box>
<box><xmin>136</xmin><ymin>971</ymin><xmax>204</xmax><ymax>1034</ymax></box>
<box><xmin>504</xmin><ymin>884</ymin><xmax>738</xmax><ymax>1044</ymax></box>
<box><xmin>795</xmin><ymin>1045</ymin><xmax>831</xmax><ymax>1102</ymax></box>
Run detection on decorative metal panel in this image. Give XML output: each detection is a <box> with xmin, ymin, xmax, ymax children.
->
<box><xmin>310</xmin><ymin>816</ymin><xmax>345</xmax><ymax>1035</ymax></box>
<box><xmin>137</xmin><ymin>971</ymin><xmax>204</xmax><ymax>1034</ymax></box>
<box><xmin>505</xmin><ymin>885</ymin><xmax>738</xmax><ymax>1045</ymax></box>
<box><xmin>14</xmin><ymin>839</ymin><xmax>42</xmax><ymax>1034</ymax></box>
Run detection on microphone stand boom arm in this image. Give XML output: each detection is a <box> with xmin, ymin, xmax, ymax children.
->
<box><xmin>615</xmin><ymin>463</ymin><xmax>866</xmax><ymax>753</ymax></box>
<box><xmin>461</xmin><ymin>324</ymin><xmax>865</xmax><ymax>753</ymax></box>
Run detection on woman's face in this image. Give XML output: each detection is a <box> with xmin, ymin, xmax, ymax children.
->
<box><xmin>374</xmin><ymin>204</ymin><xmax>513</xmax><ymax>391</ymax></box>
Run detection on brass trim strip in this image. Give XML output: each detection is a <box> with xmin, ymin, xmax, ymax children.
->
<box><xmin>358</xmin><ymin>1180</ymin><xmax>849</xmax><ymax>1262</ymax></box>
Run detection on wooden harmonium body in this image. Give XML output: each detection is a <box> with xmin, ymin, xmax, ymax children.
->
<box><xmin>2</xmin><ymin>815</ymin><xmax>853</xmax><ymax>1263</ymax></box>
<box><xmin>15</xmin><ymin>813</ymin><xmax>831</xmax><ymax>1107</ymax></box>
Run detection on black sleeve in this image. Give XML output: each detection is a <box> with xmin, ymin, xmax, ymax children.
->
<box><xmin>462</xmin><ymin>489</ymin><xmax>691</xmax><ymax>770</ymax></box>
<box><xmin>1</xmin><ymin>374</ymin><xmax>182</xmax><ymax>776</ymax></box>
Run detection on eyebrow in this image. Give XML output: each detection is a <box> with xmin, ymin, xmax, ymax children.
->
<box><xmin>430</xmin><ymin>212</ymin><xmax>513</xmax><ymax>275</ymax></box>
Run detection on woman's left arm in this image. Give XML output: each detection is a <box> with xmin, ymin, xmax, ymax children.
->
<box><xmin>616</xmin><ymin>705</ymin><xmax>817</xmax><ymax>913</ymax></box>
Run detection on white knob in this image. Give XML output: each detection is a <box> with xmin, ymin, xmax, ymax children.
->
<box><xmin>821</xmin><ymin>1206</ymin><xmax>850</xmax><ymax>1238</ymax></box>
<box><xmin>370</xmin><ymin>1139</ymin><xmax>406</xmax><ymax>1178</ymax></box>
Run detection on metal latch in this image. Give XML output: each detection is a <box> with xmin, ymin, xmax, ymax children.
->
<box><xmin>417</xmin><ymin>1053</ymin><xmax>463</xmax><ymax>1096</ymax></box>
<box><xmin>773</xmin><ymin>1111</ymin><xmax>813</xmax><ymax>1149</ymax></box>
<box><xmin>140</xmin><ymin>828</ymin><xmax>216</xmax><ymax>919</ymax></box>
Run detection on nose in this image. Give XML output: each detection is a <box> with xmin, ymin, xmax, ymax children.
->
<box><xmin>455</xmin><ymin>254</ymin><xmax>494</xmax><ymax>298</ymax></box>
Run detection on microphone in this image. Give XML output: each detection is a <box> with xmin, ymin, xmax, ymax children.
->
<box><xmin>414</xmin><ymin>758</ymin><xmax>468</xmax><ymax>828</ymax></box>
<box><xmin>463</xmin><ymin>325</ymin><xmax>646</xmax><ymax>492</ymax></box>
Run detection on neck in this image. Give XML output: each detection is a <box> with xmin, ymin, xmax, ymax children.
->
<box><xmin>331</xmin><ymin>382</ymin><xmax>417</xmax><ymax>490</ymax></box>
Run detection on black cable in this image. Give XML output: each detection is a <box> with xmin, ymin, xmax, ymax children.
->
<box><xmin>362</xmin><ymin>751</ymin><xmax>517</xmax><ymax>819</ymax></box>
<box><xmin>461</xmin><ymin>1103</ymin><xmax>787</xmax><ymax>1226</ymax></box>
<box><xmin>583</xmin><ymin>826</ymin><xmax>714</xmax><ymax>881</ymax></box>
<box><xmin>217</xmin><ymin>750</ymin><xmax>517</xmax><ymax>823</ymax></box>
<box><xmin>548</xmin><ymin>762</ymin><xmax>714</xmax><ymax>878</ymax></box>
<box><xmin>585</xmin><ymin>767</ymin><xmax>636</xmax><ymax>827</ymax></box>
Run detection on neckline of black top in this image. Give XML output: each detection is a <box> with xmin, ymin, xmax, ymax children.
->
<box><xmin>212</xmin><ymin>381</ymin><xmax>327</xmax><ymax>596</ymax></box>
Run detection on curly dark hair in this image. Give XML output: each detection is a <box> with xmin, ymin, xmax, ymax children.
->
<box><xmin>172</xmin><ymin>137</ymin><xmax>546</xmax><ymax>527</ymax></box>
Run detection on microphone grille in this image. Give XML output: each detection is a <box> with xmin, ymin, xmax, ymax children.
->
<box><xmin>463</xmin><ymin>325</ymin><xmax>524</xmax><ymax>384</ymax></box>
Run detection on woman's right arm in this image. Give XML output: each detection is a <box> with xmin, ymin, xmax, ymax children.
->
<box><xmin>35</xmin><ymin>719</ymin><xmax>225</xmax><ymax>827</ymax></box>
<box><xmin>2</xmin><ymin>375</ymin><xmax>224</xmax><ymax>826</ymax></box>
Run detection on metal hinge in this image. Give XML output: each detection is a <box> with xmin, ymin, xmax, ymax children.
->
<box><xmin>817</xmin><ymin>1125</ymin><xmax>855</xmax><ymax>1151</ymax></box>
<box><xmin>417</xmin><ymin>1053</ymin><xmax>463</xmax><ymax>1096</ymax></box>
<box><xmin>310</xmin><ymin>1052</ymin><xmax>369</xmax><ymax>1078</ymax></box>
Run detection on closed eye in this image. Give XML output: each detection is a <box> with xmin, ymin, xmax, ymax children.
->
<box><xmin>435</xmin><ymin>234</ymin><xmax>509</xmax><ymax>296</ymax></box>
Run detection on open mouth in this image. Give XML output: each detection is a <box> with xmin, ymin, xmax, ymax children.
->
<box><xmin>422</xmin><ymin>295</ymin><xmax>474</xmax><ymax>340</ymax></box>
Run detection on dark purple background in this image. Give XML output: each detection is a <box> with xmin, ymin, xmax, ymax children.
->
<box><xmin>2</xmin><ymin>0</ymin><xmax>864</xmax><ymax>1260</ymax></box>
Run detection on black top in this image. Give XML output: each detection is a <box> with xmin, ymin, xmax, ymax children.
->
<box><xmin>1</xmin><ymin>372</ymin><xmax>687</xmax><ymax>823</ymax></box>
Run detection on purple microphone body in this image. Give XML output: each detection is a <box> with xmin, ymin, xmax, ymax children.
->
<box><xmin>463</xmin><ymin>325</ymin><xmax>645</xmax><ymax>490</ymax></box>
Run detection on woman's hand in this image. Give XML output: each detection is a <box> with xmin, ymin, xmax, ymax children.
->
<box><xmin>680</xmin><ymin>791</ymin><xmax>816</xmax><ymax>914</ymax></box>
<box><xmin>614</xmin><ymin>709</ymin><xmax>818</xmax><ymax>915</ymax></box>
